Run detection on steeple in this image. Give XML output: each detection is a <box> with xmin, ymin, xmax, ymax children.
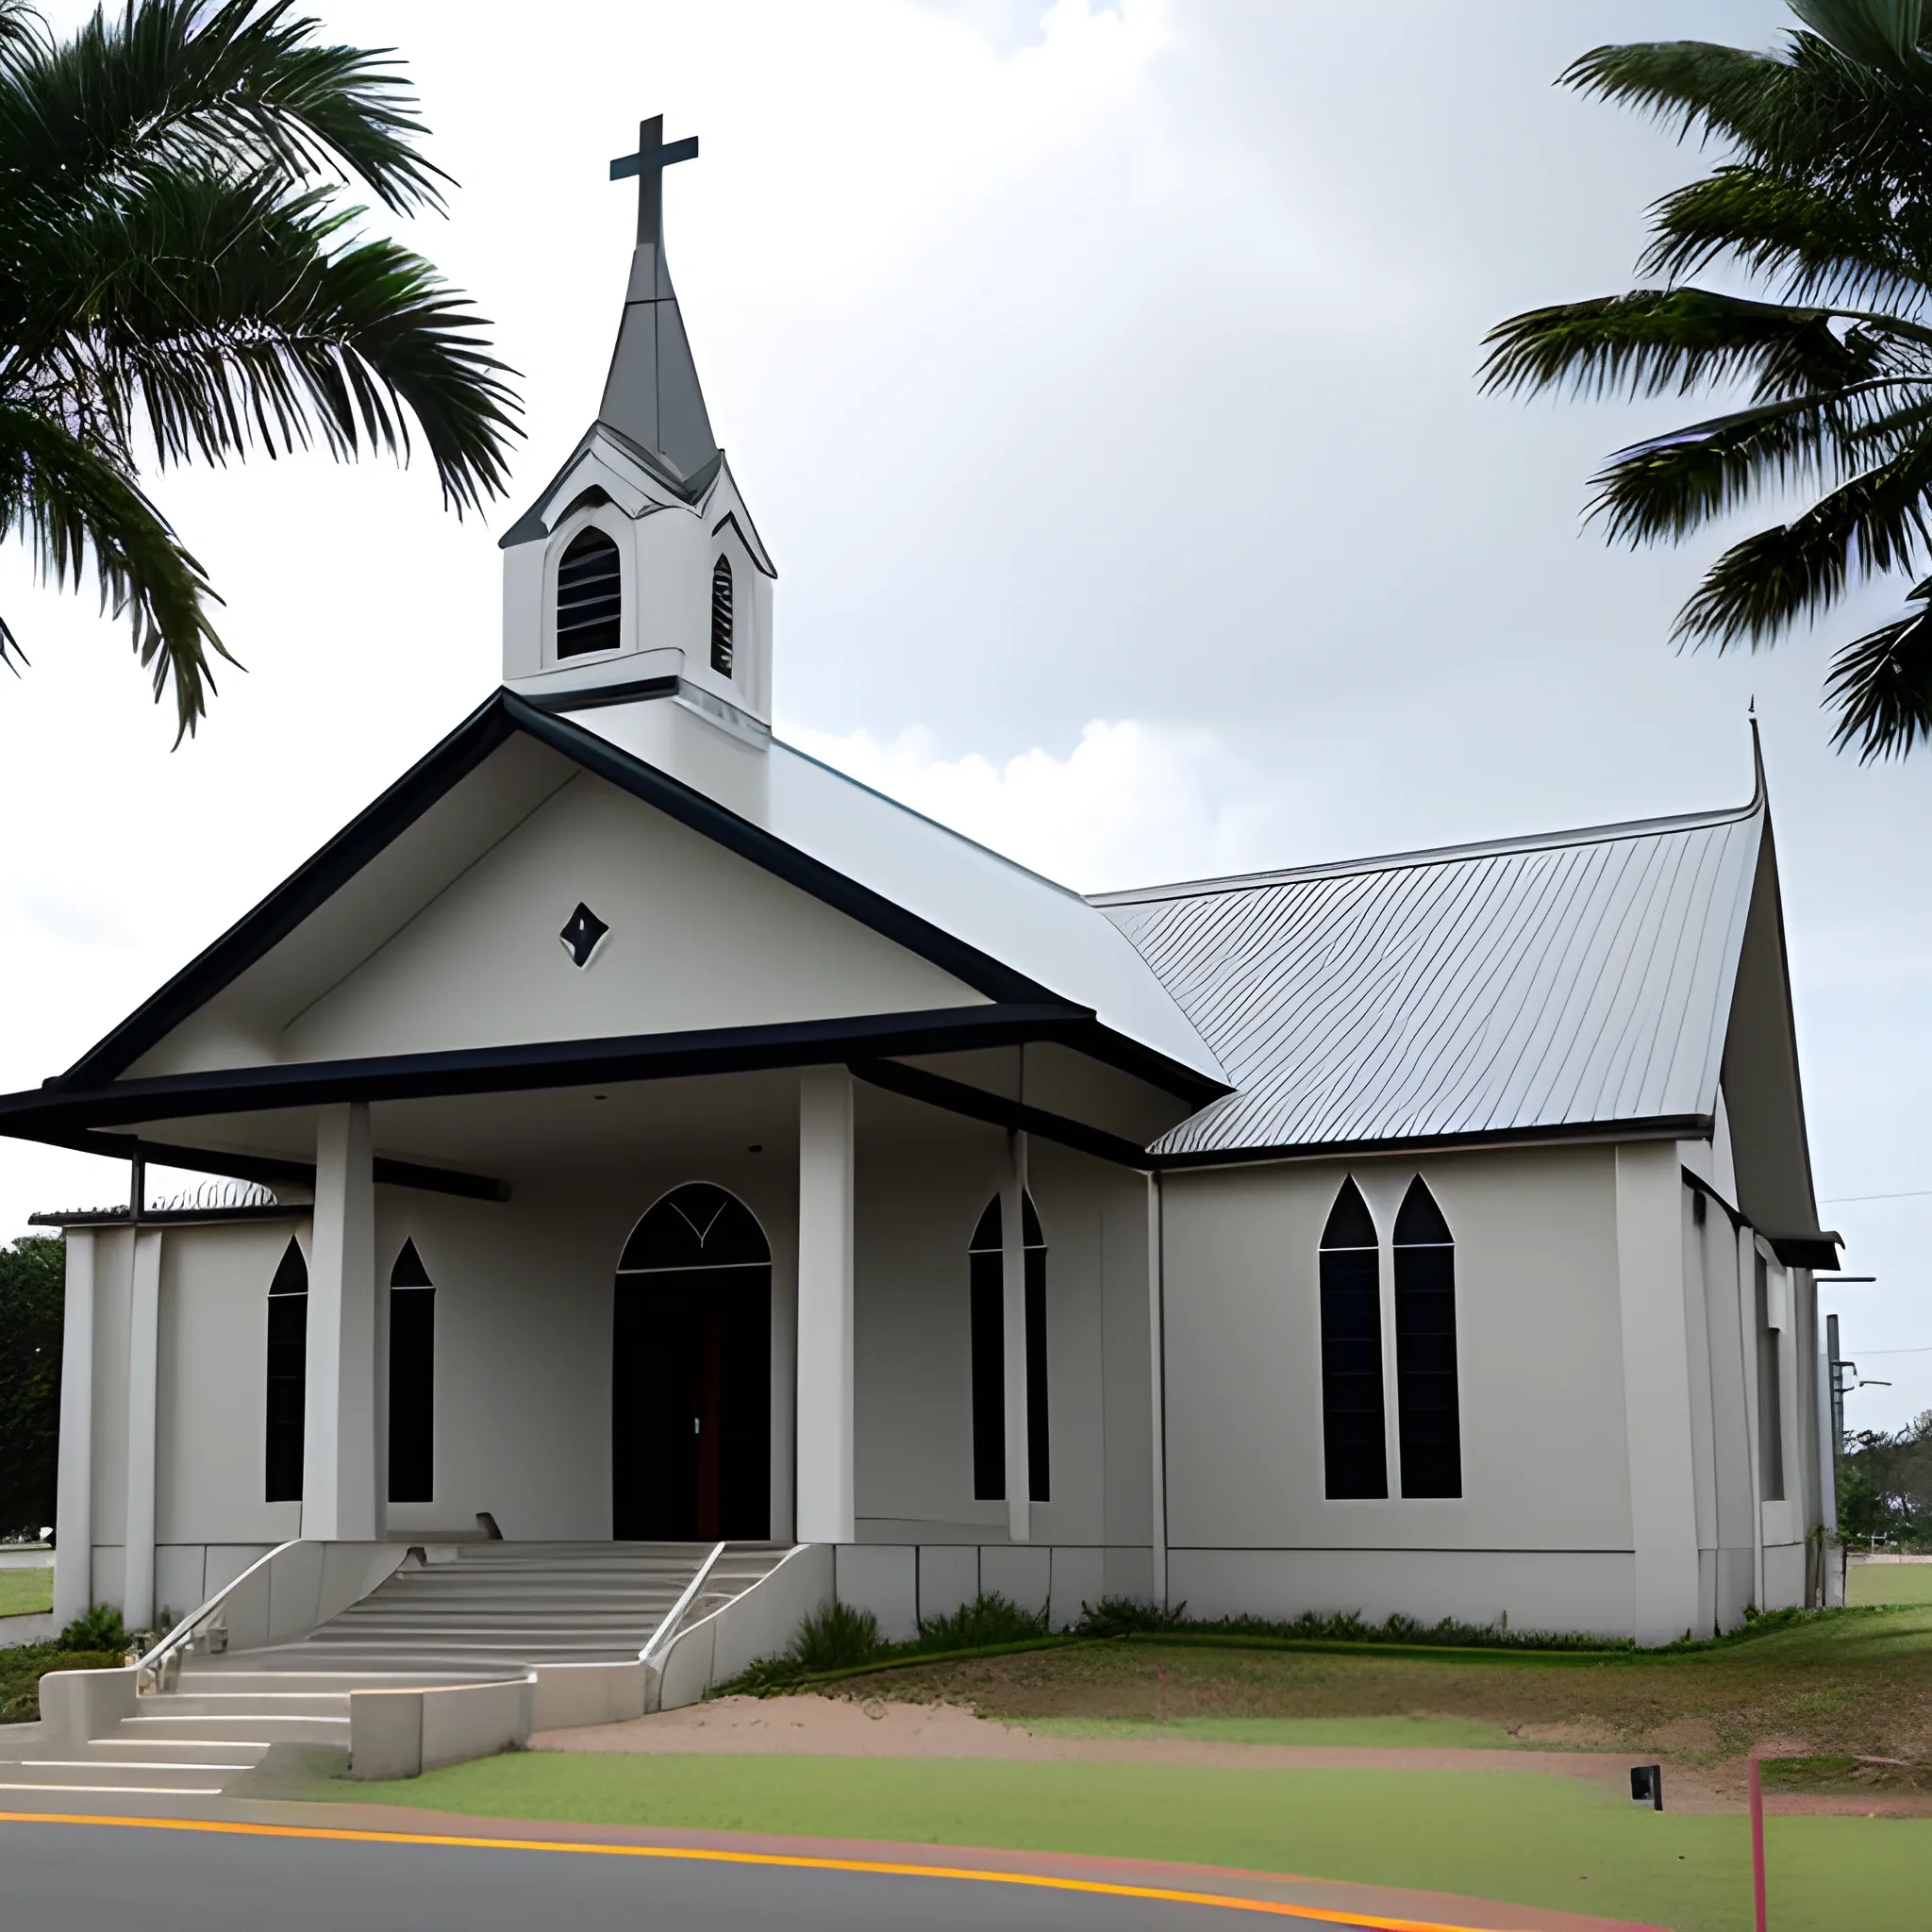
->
<box><xmin>497</xmin><ymin>113</ymin><xmax>775</xmax><ymax>743</ymax></box>
<box><xmin>599</xmin><ymin>116</ymin><xmax>718</xmax><ymax>480</ymax></box>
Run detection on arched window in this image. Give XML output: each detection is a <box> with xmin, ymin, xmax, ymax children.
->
<box><xmin>388</xmin><ymin>1239</ymin><xmax>435</xmax><ymax>1505</ymax></box>
<box><xmin>1393</xmin><ymin>1178</ymin><xmax>1460</xmax><ymax>1498</ymax></box>
<box><xmin>709</xmin><ymin>553</ymin><xmax>734</xmax><ymax>675</ymax></box>
<box><xmin>264</xmin><ymin>1239</ymin><xmax>308</xmax><ymax>1503</ymax></box>
<box><xmin>1319</xmin><ymin>1178</ymin><xmax>1386</xmax><ymax>1499</ymax></box>
<box><xmin>967</xmin><ymin>1192</ymin><xmax>1048</xmax><ymax>1503</ymax></box>
<box><xmin>556</xmin><ymin>525</ymin><xmax>622</xmax><ymax>658</ymax></box>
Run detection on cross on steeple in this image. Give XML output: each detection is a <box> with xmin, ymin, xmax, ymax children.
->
<box><xmin>609</xmin><ymin>115</ymin><xmax>698</xmax><ymax>247</ymax></box>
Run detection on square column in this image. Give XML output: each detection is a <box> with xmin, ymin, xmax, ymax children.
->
<box><xmin>1001</xmin><ymin>1130</ymin><xmax>1031</xmax><ymax>1543</ymax></box>
<box><xmin>52</xmin><ymin>1231</ymin><xmax>96</xmax><ymax>1629</ymax></box>
<box><xmin>304</xmin><ymin>1102</ymin><xmax>379</xmax><ymax>1541</ymax></box>
<box><xmin>122</xmin><ymin>1228</ymin><xmax>163</xmax><ymax>1630</ymax></box>
<box><xmin>1616</xmin><ymin>1141</ymin><xmax>1701</xmax><ymax>1645</ymax></box>
<box><xmin>796</xmin><ymin>1068</ymin><xmax>855</xmax><ymax>1544</ymax></box>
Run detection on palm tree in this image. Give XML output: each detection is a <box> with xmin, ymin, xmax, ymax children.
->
<box><xmin>0</xmin><ymin>0</ymin><xmax>518</xmax><ymax>739</ymax></box>
<box><xmin>1481</xmin><ymin>0</ymin><xmax>1932</xmax><ymax>760</ymax></box>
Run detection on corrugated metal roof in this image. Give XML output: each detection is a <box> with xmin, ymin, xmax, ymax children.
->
<box><xmin>1092</xmin><ymin>792</ymin><xmax>1764</xmax><ymax>1159</ymax></box>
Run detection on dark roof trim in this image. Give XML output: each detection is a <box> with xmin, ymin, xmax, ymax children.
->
<box><xmin>852</xmin><ymin>1057</ymin><xmax>1152</xmax><ymax>1171</ymax></box>
<box><xmin>709</xmin><ymin>510</ymin><xmax>774</xmax><ymax>577</ymax></box>
<box><xmin>1153</xmin><ymin>1113</ymin><xmax>1714</xmax><ymax>1172</ymax></box>
<box><xmin>516</xmin><ymin>675</ymin><xmax>678</xmax><ymax>715</ymax></box>
<box><xmin>25</xmin><ymin>1126</ymin><xmax>508</xmax><ymax>1203</ymax></box>
<box><xmin>502</xmin><ymin>694</ymin><xmax>1060</xmax><ymax>1008</ymax></box>
<box><xmin>58</xmin><ymin>693</ymin><xmax>518</xmax><ymax>1089</ymax></box>
<box><xmin>57</xmin><ymin>691</ymin><xmax>1111</xmax><ymax>1092</ymax></box>
<box><xmin>29</xmin><ymin>1204</ymin><xmax>305</xmax><ymax>1229</ymax></box>
<box><xmin>1682</xmin><ymin>1165</ymin><xmax>1745</xmax><ymax>1230</ymax></box>
<box><xmin>1770</xmin><ymin>1235</ymin><xmax>1841</xmax><ymax>1270</ymax></box>
<box><xmin>3</xmin><ymin>1005</ymin><xmax>1087</xmax><ymax>1134</ymax></box>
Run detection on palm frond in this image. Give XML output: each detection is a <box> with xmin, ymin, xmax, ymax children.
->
<box><xmin>0</xmin><ymin>2</ymin><xmax>45</xmax><ymax>65</ymax></box>
<box><xmin>1640</xmin><ymin>166</ymin><xmax>1925</xmax><ymax>308</ymax></box>
<box><xmin>0</xmin><ymin>0</ymin><xmax>447</xmax><ymax>215</ymax></box>
<box><xmin>1787</xmin><ymin>0</ymin><xmax>1924</xmax><ymax>75</ymax></box>
<box><xmin>1479</xmin><ymin>288</ymin><xmax>1877</xmax><ymax>404</ymax></box>
<box><xmin>0</xmin><ymin>401</ymin><xmax>228</xmax><ymax>738</ymax></box>
<box><xmin>1673</xmin><ymin>444</ymin><xmax>1932</xmax><ymax>649</ymax></box>
<box><xmin>1824</xmin><ymin>574</ymin><xmax>1932</xmax><ymax>758</ymax></box>
<box><xmin>11</xmin><ymin>170</ymin><xmax>519</xmax><ymax>508</ymax></box>
<box><xmin>1588</xmin><ymin>381</ymin><xmax>1930</xmax><ymax>544</ymax></box>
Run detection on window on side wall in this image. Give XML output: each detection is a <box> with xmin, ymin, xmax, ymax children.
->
<box><xmin>968</xmin><ymin>1192</ymin><xmax>1049</xmax><ymax>1503</ymax></box>
<box><xmin>1319</xmin><ymin>1178</ymin><xmax>1387</xmax><ymax>1499</ymax></box>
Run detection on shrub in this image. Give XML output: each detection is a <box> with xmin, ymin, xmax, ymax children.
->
<box><xmin>1074</xmin><ymin>1595</ymin><xmax>1191</xmax><ymax>1638</ymax></box>
<box><xmin>917</xmin><ymin>1591</ymin><xmax>1049</xmax><ymax>1651</ymax></box>
<box><xmin>58</xmin><ymin>1604</ymin><xmax>127</xmax><ymax>1653</ymax></box>
<box><xmin>789</xmin><ymin>1599</ymin><xmax>883</xmax><ymax>1673</ymax></box>
<box><xmin>0</xmin><ymin>1640</ymin><xmax>125</xmax><ymax>1724</ymax></box>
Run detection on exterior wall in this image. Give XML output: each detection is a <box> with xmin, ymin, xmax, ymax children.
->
<box><xmin>849</xmin><ymin>1087</ymin><xmax>1153</xmax><ymax>1584</ymax></box>
<box><xmin>1159</xmin><ymin>1144</ymin><xmax>1637</xmax><ymax>1635</ymax></box>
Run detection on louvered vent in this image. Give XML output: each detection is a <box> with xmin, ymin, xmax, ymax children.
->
<box><xmin>556</xmin><ymin>526</ymin><xmax>622</xmax><ymax>658</ymax></box>
<box><xmin>709</xmin><ymin>554</ymin><xmax>734</xmax><ymax>675</ymax></box>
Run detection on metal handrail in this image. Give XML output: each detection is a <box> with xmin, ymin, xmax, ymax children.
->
<box><xmin>639</xmin><ymin>1541</ymin><xmax>727</xmax><ymax>1670</ymax></box>
<box><xmin>134</xmin><ymin>1538</ymin><xmax>300</xmax><ymax>1686</ymax></box>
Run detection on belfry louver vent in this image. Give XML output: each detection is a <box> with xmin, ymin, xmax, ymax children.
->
<box><xmin>556</xmin><ymin>526</ymin><xmax>623</xmax><ymax>658</ymax></box>
<box><xmin>709</xmin><ymin>554</ymin><xmax>734</xmax><ymax>675</ymax></box>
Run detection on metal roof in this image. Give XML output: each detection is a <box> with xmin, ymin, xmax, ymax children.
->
<box><xmin>1093</xmin><ymin>790</ymin><xmax>1764</xmax><ymax>1159</ymax></box>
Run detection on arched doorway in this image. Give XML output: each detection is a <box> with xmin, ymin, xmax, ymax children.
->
<box><xmin>612</xmin><ymin>1183</ymin><xmax>771</xmax><ymax>1541</ymax></box>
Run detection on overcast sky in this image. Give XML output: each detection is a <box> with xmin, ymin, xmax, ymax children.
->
<box><xmin>3</xmin><ymin>0</ymin><xmax>1926</xmax><ymax>1429</ymax></box>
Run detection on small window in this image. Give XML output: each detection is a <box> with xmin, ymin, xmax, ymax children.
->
<box><xmin>265</xmin><ymin>1239</ymin><xmax>308</xmax><ymax>1503</ymax></box>
<box><xmin>388</xmin><ymin>1239</ymin><xmax>435</xmax><ymax>1505</ymax></box>
<box><xmin>1320</xmin><ymin>1178</ymin><xmax>1387</xmax><ymax>1499</ymax></box>
<box><xmin>556</xmin><ymin>525</ymin><xmax>622</xmax><ymax>658</ymax></box>
<box><xmin>1756</xmin><ymin>1253</ymin><xmax>1785</xmax><ymax>1502</ymax></box>
<box><xmin>709</xmin><ymin>554</ymin><xmax>735</xmax><ymax>676</ymax></box>
<box><xmin>968</xmin><ymin>1192</ymin><xmax>1048</xmax><ymax>1502</ymax></box>
<box><xmin>1393</xmin><ymin>1178</ymin><xmax>1460</xmax><ymax>1498</ymax></box>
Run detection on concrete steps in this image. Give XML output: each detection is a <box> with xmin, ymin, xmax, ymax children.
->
<box><xmin>0</xmin><ymin>1541</ymin><xmax>790</xmax><ymax>1796</ymax></box>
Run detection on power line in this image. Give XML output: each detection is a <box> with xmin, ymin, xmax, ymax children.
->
<box><xmin>1820</xmin><ymin>1188</ymin><xmax>1932</xmax><ymax>1204</ymax></box>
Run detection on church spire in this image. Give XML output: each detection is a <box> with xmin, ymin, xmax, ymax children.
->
<box><xmin>599</xmin><ymin>116</ymin><xmax>718</xmax><ymax>481</ymax></box>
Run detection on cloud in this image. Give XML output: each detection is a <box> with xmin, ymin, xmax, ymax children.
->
<box><xmin>782</xmin><ymin>713</ymin><xmax>1292</xmax><ymax>893</ymax></box>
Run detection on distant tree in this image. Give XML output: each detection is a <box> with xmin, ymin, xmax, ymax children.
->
<box><xmin>0</xmin><ymin>0</ymin><xmax>520</xmax><ymax>740</ymax></box>
<box><xmin>1482</xmin><ymin>0</ymin><xmax>1932</xmax><ymax>760</ymax></box>
<box><xmin>1838</xmin><ymin>1412</ymin><xmax>1932</xmax><ymax>1549</ymax></box>
<box><xmin>0</xmin><ymin>1234</ymin><xmax>63</xmax><ymax>1537</ymax></box>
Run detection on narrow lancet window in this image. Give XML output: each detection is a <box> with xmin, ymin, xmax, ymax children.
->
<box><xmin>556</xmin><ymin>525</ymin><xmax>622</xmax><ymax>658</ymax></box>
<box><xmin>388</xmin><ymin>1238</ymin><xmax>435</xmax><ymax>1504</ymax></box>
<box><xmin>709</xmin><ymin>554</ymin><xmax>734</xmax><ymax>675</ymax></box>
<box><xmin>968</xmin><ymin>1192</ymin><xmax>1048</xmax><ymax>1502</ymax></box>
<box><xmin>1393</xmin><ymin>1177</ymin><xmax>1461</xmax><ymax>1498</ymax></box>
<box><xmin>264</xmin><ymin>1239</ymin><xmax>308</xmax><ymax>1503</ymax></box>
<box><xmin>1756</xmin><ymin>1253</ymin><xmax>1785</xmax><ymax>1503</ymax></box>
<box><xmin>1319</xmin><ymin>1178</ymin><xmax>1386</xmax><ymax>1499</ymax></box>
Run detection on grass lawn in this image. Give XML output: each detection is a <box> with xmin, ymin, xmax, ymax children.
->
<box><xmin>340</xmin><ymin>1750</ymin><xmax>1929</xmax><ymax>1932</ymax></box>
<box><xmin>1848</xmin><ymin>1563</ymin><xmax>1932</xmax><ymax>1607</ymax></box>
<box><xmin>0</xmin><ymin>1569</ymin><xmax>52</xmax><ymax>1618</ymax></box>
<box><xmin>850</xmin><ymin>1609</ymin><xmax>1932</xmax><ymax>1773</ymax></box>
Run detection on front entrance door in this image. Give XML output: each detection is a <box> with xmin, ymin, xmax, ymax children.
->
<box><xmin>612</xmin><ymin>1184</ymin><xmax>771</xmax><ymax>1541</ymax></box>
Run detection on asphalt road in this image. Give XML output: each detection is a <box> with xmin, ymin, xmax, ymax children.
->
<box><xmin>0</xmin><ymin>1821</ymin><xmax>1257</xmax><ymax>1928</ymax></box>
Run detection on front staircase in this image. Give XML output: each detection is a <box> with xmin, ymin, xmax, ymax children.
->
<box><xmin>0</xmin><ymin>1541</ymin><xmax>788</xmax><ymax>1800</ymax></box>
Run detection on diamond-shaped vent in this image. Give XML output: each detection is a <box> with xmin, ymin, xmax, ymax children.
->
<box><xmin>559</xmin><ymin>902</ymin><xmax>609</xmax><ymax>969</ymax></box>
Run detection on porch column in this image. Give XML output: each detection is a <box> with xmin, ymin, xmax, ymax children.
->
<box><xmin>123</xmin><ymin>1228</ymin><xmax>163</xmax><ymax>1630</ymax></box>
<box><xmin>1001</xmin><ymin>1130</ymin><xmax>1031</xmax><ymax>1543</ymax></box>
<box><xmin>796</xmin><ymin>1068</ymin><xmax>855</xmax><ymax>1544</ymax></box>
<box><xmin>53</xmin><ymin>1231</ymin><xmax>97</xmax><ymax>1628</ymax></box>
<box><xmin>304</xmin><ymin>1102</ymin><xmax>379</xmax><ymax>1541</ymax></box>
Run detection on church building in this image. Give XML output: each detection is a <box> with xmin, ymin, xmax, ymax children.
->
<box><xmin>6</xmin><ymin>119</ymin><xmax>1840</xmax><ymax>1699</ymax></box>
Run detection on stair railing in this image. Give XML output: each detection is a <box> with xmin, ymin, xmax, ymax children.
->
<box><xmin>132</xmin><ymin>1539</ymin><xmax>301</xmax><ymax>1692</ymax></box>
<box><xmin>639</xmin><ymin>1541</ymin><xmax>727</xmax><ymax>1708</ymax></box>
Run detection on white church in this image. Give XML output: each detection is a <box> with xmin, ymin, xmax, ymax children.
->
<box><xmin>3</xmin><ymin>118</ymin><xmax>1845</xmax><ymax>1771</ymax></box>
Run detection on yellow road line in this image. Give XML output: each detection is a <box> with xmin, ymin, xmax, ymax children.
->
<box><xmin>0</xmin><ymin>1808</ymin><xmax>1519</xmax><ymax>1931</ymax></box>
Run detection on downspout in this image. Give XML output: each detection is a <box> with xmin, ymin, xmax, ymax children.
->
<box><xmin>1147</xmin><ymin>1169</ymin><xmax>1168</xmax><ymax>1609</ymax></box>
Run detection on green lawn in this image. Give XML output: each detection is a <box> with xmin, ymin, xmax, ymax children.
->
<box><xmin>341</xmin><ymin>1752</ymin><xmax>1928</xmax><ymax>1932</ymax></box>
<box><xmin>0</xmin><ymin>1568</ymin><xmax>52</xmax><ymax>1618</ymax></box>
<box><xmin>1848</xmin><ymin>1563</ymin><xmax>1932</xmax><ymax>1607</ymax></box>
